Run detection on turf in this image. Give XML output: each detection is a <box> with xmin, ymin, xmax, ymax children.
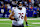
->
<box><xmin>0</xmin><ymin>18</ymin><xmax>40</xmax><ymax>27</ymax></box>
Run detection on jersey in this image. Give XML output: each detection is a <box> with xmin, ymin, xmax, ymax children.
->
<box><xmin>12</xmin><ymin>7</ymin><xmax>26</xmax><ymax>26</ymax></box>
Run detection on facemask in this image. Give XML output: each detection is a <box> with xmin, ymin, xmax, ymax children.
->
<box><xmin>19</xmin><ymin>6</ymin><xmax>22</xmax><ymax>8</ymax></box>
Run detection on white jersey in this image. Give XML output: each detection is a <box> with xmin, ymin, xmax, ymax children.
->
<box><xmin>11</xmin><ymin>7</ymin><xmax>26</xmax><ymax>26</ymax></box>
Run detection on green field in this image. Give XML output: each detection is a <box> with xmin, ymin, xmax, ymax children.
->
<box><xmin>0</xmin><ymin>18</ymin><xmax>40</xmax><ymax>27</ymax></box>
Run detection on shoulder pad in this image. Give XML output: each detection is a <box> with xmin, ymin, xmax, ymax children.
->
<box><xmin>12</xmin><ymin>7</ymin><xmax>16</xmax><ymax>9</ymax></box>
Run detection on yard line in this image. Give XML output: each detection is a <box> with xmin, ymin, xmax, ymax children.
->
<box><xmin>24</xmin><ymin>24</ymin><xmax>39</xmax><ymax>26</ymax></box>
<box><xmin>32</xmin><ymin>23</ymin><xmax>40</xmax><ymax>24</ymax></box>
<box><xmin>27</xmin><ymin>18</ymin><xmax>40</xmax><ymax>20</ymax></box>
<box><xmin>0</xmin><ymin>19</ymin><xmax>10</xmax><ymax>21</ymax></box>
<box><xmin>36</xmin><ymin>26</ymin><xmax>40</xmax><ymax>27</ymax></box>
<box><xmin>24</xmin><ymin>25</ymin><xmax>32</xmax><ymax>26</ymax></box>
<box><xmin>0</xmin><ymin>18</ymin><xmax>40</xmax><ymax>21</ymax></box>
<box><xmin>27</xmin><ymin>19</ymin><xmax>40</xmax><ymax>20</ymax></box>
<box><xmin>0</xmin><ymin>23</ymin><xmax>10</xmax><ymax>24</ymax></box>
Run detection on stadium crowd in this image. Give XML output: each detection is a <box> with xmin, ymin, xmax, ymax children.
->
<box><xmin>0</xmin><ymin>0</ymin><xmax>40</xmax><ymax>18</ymax></box>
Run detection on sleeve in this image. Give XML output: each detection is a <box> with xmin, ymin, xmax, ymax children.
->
<box><xmin>23</xmin><ymin>7</ymin><xmax>26</xmax><ymax>14</ymax></box>
<box><xmin>24</xmin><ymin>7</ymin><xmax>27</xmax><ymax>16</ymax></box>
<box><xmin>9</xmin><ymin>7</ymin><xmax>14</xmax><ymax>15</ymax></box>
<box><xmin>12</xmin><ymin>7</ymin><xmax>16</xmax><ymax>13</ymax></box>
<box><xmin>25</xmin><ymin>8</ymin><xmax>27</xmax><ymax>15</ymax></box>
<box><xmin>12</xmin><ymin>7</ymin><xmax>14</xmax><ymax>12</ymax></box>
<box><xmin>25</xmin><ymin>7</ymin><xmax>26</xmax><ymax>14</ymax></box>
<box><xmin>9</xmin><ymin>7</ymin><xmax>14</xmax><ymax>17</ymax></box>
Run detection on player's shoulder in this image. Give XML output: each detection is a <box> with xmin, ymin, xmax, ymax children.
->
<box><xmin>12</xmin><ymin>7</ymin><xmax>17</xmax><ymax>10</ymax></box>
<box><xmin>12</xmin><ymin>7</ymin><xmax>16</xmax><ymax>9</ymax></box>
<box><xmin>22</xmin><ymin>7</ymin><xmax>26</xmax><ymax>10</ymax></box>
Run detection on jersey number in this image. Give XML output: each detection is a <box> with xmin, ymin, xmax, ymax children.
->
<box><xmin>18</xmin><ymin>13</ymin><xmax>24</xmax><ymax>19</ymax></box>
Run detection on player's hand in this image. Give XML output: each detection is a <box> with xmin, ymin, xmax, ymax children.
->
<box><xmin>14</xmin><ymin>18</ymin><xmax>19</xmax><ymax>21</ymax></box>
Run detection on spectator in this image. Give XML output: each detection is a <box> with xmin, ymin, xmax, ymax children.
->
<box><xmin>34</xmin><ymin>0</ymin><xmax>38</xmax><ymax>7</ymax></box>
<box><xmin>38</xmin><ymin>6</ymin><xmax>40</xmax><ymax>17</ymax></box>
<box><xmin>12</xmin><ymin>1</ymin><xmax>17</xmax><ymax>7</ymax></box>
<box><xmin>33</xmin><ymin>11</ymin><xmax>37</xmax><ymax>18</ymax></box>
<box><xmin>2</xmin><ymin>4</ymin><xmax>8</xmax><ymax>18</ymax></box>
<box><xmin>7</xmin><ymin>3</ymin><xmax>11</xmax><ymax>9</ymax></box>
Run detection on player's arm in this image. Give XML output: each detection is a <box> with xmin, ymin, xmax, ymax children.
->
<box><xmin>9</xmin><ymin>11</ymin><xmax>18</xmax><ymax>21</ymax></box>
<box><xmin>24</xmin><ymin>15</ymin><xmax>28</xmax><ymax>26</ymax></box>
<box><xmin>9</xmin><ymin>12</ymin><xmax>15</xmax><ymax>20</ymax></box>
<box><xmin>24</xmin><ymin>15</ymin><xmax>27</xmax><ymax>22</ymax></box>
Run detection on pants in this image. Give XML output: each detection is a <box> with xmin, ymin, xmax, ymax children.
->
<box><xmin>12</xmin><ymin>24</ymin><xmax>24</xmax><ymax>27</ymax></box>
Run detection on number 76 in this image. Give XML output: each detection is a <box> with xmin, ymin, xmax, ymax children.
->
<box><xmin>18</xmin><ymin>13</ymin><xmax>24</xmax><ymax>19</ymax></box>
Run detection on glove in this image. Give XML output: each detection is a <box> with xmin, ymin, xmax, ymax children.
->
<box><xmin>26</xmin><ymin>22</ymin><xmax>28</xmax><ymax>26</ymax></box>
<box><xmin>14</xmin><ymin>18</ymin><xmax>19</xmax><ymax>21</ymax></box>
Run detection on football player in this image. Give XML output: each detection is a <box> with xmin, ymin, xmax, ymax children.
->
<box><xmin>9</xmin><ymin>1</ymin><xmax>28</xmax><ymax>27</ymax></box>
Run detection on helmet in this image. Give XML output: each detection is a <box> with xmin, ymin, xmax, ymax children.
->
<box><xmin>17</xmin><ymin>1</ymin><xmax>22</xmax><ymax>5</ymax></box>
<box><xmin>17</xmin><ymin>1</ymin><xmax>23</xmax><ymax>8</ymax></box>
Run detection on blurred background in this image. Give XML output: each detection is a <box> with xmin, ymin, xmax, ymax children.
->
<box><xmin>0</xmin><ymin>0</ymin><xmax>40</xmax><ymax>27</ymax></box>
<box><xmin>0</xmin><ymin>0</ymin><xmax>40</xmax><ymax>18</ymax></box>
